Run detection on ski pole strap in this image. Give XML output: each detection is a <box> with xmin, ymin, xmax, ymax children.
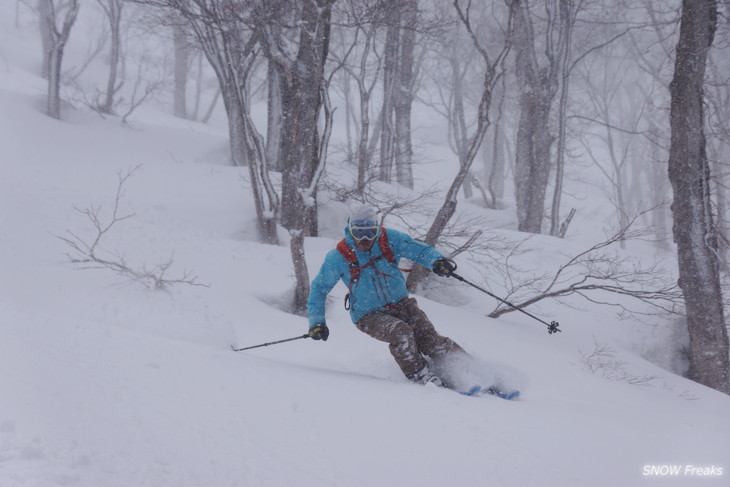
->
<box><xmin>450</xmin><ymin>272</ymin><xmax>561</xmax><ymax>335</ymax></box>
<box><xmin>231</xmin><ymin>333</ymin><xmax>311</xmax><ymax>352</ymax></box>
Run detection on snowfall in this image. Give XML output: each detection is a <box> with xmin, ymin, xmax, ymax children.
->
<box><xmin>1</xmin><ymin>4</ymin><xmax>729</xmax><ymax>487</ymax></box>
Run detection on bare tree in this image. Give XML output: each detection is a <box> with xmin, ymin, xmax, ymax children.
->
<box><xmin>96</xmin><ymin>0</ymin><xmax>125</xmax><ymax>114</ymax></box>
<box><xmin>37</xmin><ymin>0</ymin><xmax>52</xmax><ymax>79</ymax></box>
<box><xmin>576</xmin><ymin>49</ymin><xmax>652</xmax><ymax>247</ymax></box>
<box><xmin>255</xmin><ymin>0</ymin><xmax>336</xmax><ymax>313</ymax></box>
<box><xmin>331</xmin><ymin>0</ymin><xmax>389</xmax><ymax>193</ymax></box>
<box><xmin>120</xmin><ymin>52</ymin><xmax>165</xmax><ymax>124</ymax></box>
<box><xmin>667</xmin><ymin>0</ymin><xmax>729</xmax><ymax>393</ymax></box>
<box><xmin>706</xmin><ymin>52</ymin><xmax>730</xmax><ymax>266</ymax></box>
<box><xmin>265</xmin><ymin>59</ymin><xmax>282</xmax><ymax>171</ymax></box>
<box><xmin>137</xmin><ymin>0</ymin><xmax>280</xmax><ymax>244</ymax></box>
<box><xmin>549</xmin><ymin>5</ymin><xmax>639</xmax><ymax>238</ymax></box>
<box><xmin>482</xmin><ymin>75</ymin><xmax>509</xmax><ymax>209</ymax></box>
<box><xmin>547</xmin><ymin>0</ymin><xmax>577</xmax><ymax>236</ymax></box>
<box><xmin>418</xmin><ymin>1</ymin><xmax>481</xmax><ymax>200</ymax></box>
<box><xmin>629</xmin><ymin>0</ymin><xmax>680</xmax><ymax>249</ymax></box>
<box><xmin>171</xmin><ymin>12</ymin><xmax>190</xmax><ymax>118</ymax></box>
<box><xmin>378</xmin><ymin>0</ymin><xmax>420</xmax><ymax>189</ymax></box>
<box><xmin>546</xmin><ymin>0</ymin><xmax>633</xmax><ymax>237</ymax></box>
<box><xmin>380</xmin><ymin>3</ymin><xmax>399</xmax><ymax>184</ymax></box>
<box><xmin>38</xmin><ymin>0</ymin><xmax>80</xmax><ymax>119</ymax></box>
<box><xmin>407</xmin><ymin>0</ymin><xmax>513</xmax><ymax>291</ymax></box>
<box><xmin>394</xmin><ymin>0</ymin><xmax>418</xmax><ymax>189</ymax></box>
<box><xmin>510</xmin><ymin>0</ymin><xmax>570</xmax><ymax>234</ymax></box>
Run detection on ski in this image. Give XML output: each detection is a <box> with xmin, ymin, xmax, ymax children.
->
<box><xmin>459</xmin><ymin>385</ymin><xmax>484</xmax><ymax>396</ymax></box>
<box><xmin>457</xmin><ymin>385</ymin><xmax>520</xmax><ymax>400</ymax></box>
<box><xmin>482</xmin><ymin>386</ymin><xmax>521</xmax><ymax>400</ymax></box>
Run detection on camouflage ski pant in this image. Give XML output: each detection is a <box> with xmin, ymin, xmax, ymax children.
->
<box><xmin>355</xmin><ymin>297</ymin><xmax>465</xmax><ymax>377</ymax></box>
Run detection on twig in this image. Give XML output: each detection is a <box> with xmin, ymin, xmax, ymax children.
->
<box><xmin>57</xmin><ymin>166</ymin><xmax>209</xmax><ymax>291</ymax></box>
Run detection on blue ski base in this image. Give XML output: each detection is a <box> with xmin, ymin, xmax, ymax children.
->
<box><xmin>459</xmin><ymin>385</ymin><xmax>520</xmax><ymax>400</ymax></box>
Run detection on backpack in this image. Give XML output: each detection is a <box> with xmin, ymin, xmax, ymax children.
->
<box><xmin>336</xmin><ymin>227</ymin><xmax>397</xmax><ymax>309</ymax></box>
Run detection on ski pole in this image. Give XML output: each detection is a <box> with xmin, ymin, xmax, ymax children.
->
<box><xmin>450</xmin><ymin>272</ymin><xmax>561</xmax><ymax>334</ymax></box>
<box><xmin>231</xmin><ymin>333</ymin><xmax>311</xmax><ymax>352</ymax></box>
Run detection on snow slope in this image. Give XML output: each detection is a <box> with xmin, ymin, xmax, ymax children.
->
<box><xmin>2</xmin><ymin>8</ymin><xmax>730</xmax><ymax>487</ymax></box>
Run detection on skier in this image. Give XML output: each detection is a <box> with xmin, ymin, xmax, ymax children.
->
<box><xmin>306</xmin><ymin>204</ymin><xmax>466</xmax><ymax>387</ymax></box>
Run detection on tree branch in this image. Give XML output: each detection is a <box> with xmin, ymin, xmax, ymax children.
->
<box><xmin>57</xmin><ymin>166</ymin><xmax>209</xmax><ymax>291</ymax></box>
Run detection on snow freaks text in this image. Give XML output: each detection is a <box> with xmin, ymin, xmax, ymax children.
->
<box><xmin>642</xmin><ymin>465</ymin><xmax>724</xmax><ymax>477</ymax></box>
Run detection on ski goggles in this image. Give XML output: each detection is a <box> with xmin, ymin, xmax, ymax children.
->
<box><xmin>350</xmin><ymin>225</ymin><xmax>379</xmax><ymax>241</ymax></box>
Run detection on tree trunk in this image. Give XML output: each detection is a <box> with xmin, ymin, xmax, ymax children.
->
<box><xmin>709</xmin><ymin>141</ymin><xmax>728</xmax><ymax>266</ymax></box>
<box><xmin>278</xmin><ymin>55</ymin><xmax>328</xmax><ymax>232</ymax></box>
<box><xmin>395</xmin><ymin>0</ymin><xmax>417</xmax><ymax>190</ymax></box>
<box><xmin>191</xmin><ymin>52</ymin><xmax>203</xmax><ymax>120</ymax></box>
<box><xmin>483</xmin><ymin>78</ymin><xmax>507</xmax><ymax>208</ymax></box>
<box><xmin>380</xmin><ymin>16</ymin><xmax>400</xmax><ymax>184</ymax></box>
<box><xmin>514</xmin><ymin>93</ymin><xmax>553</xmax><ymax>233</ymax></box>
<box><xmin>98</xmin><ymin>0</ymin><xmax>123</xmax><ymax>115</ymax></box>
<box><xmin>266</xmin><ymin>60</ymin><xmax>282</xmax><ymax>171</ymax></box>
<box><xmin>351</xmin><ymin>24</ymin><xmax>378</xmax><ymax>194</ymax></box>
<box><xmin>47</xmin><ymin>46</ymin><xmax>63</xmax><ymax>119</ymax></box>
<box><xmin>356</xmin><ymin>87</ymin><xmax>371</xmax><ymax>193</ymax></box>
<box><xmin>172</xmin><ymin>18</ymin><xmax>189</xmax><ymax>118</ymax></box>
<box><xmin>219</xmin><ymin>90</ymin><xmax>248</xmax><ymax>167</ymax></box>
<box><xmin>38</xmin><ymin>0</ymin><xmax>52</xmax><ymax>79</ymax></box>
<box><xmin>41</xmin><ymin>0</ymin><xmax>80</xmax><ymax>120</ymax></box>
<box><xmin>269</xmin><ymin>0</ymin><xmax>334</xmax><ymax>313</ymax></box>
<box><xmin>511</xmin><ymin>0</ymin><xmax>561</xmax><ymax>234</ymax></box>
<box><xmin>448</xmin><ymin>38</ymin><xmax>472</xmax><ymax>199</ymax></box>
<box><xmin>549</xmin><ymin>0</ymin><xmax>574</xmax><ymax>236</ymax></box>
<box><xmin>668</xmin><ymin>0</ymin><xmax>729</xmax><ymax>394</ymax></box>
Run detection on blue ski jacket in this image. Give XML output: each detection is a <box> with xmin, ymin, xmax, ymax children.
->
<box><xmin>307</xmin><ymin>226</ymin><xmax>445</xmax><ymax>327</ymax></box>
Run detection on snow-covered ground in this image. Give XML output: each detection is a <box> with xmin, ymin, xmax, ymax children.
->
<box><xmin>2</xmin><ymin>5</ymin><xmax>729</xmax><ymax>487</ymax></box>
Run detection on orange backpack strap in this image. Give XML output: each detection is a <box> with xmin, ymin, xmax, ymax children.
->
<box><xmin>336</xmin><ymin>239</ymin><xmax>360</xmax><ymax>310</ymax></box>
<box><xmin>336</xmin><ymin>228</ymin><xmax>396</xmax><ymax>283</ymax></box>
<box><xmin>377</xmin><ymin>227</ymin><xmax>396</xmax><ymax>264</ymax></box>
<box><xmin>336</xmin><ymin>239</ymin><xmax>360</xmax><ymax>281</ymax></box>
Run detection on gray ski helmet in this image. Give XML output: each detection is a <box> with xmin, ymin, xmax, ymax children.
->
<box><xmin>349</xmin><ymin>204</ymin><xmax>377</xmax><ymax>228</ymax></box>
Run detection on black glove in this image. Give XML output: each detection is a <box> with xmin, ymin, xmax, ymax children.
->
<box><xmin>432</xmin><ymin>258</ymin><xmax>457</xmax><ymax>277</ymax></box>
<box><xmin>309</xmin><ymin>323</ymin><xmax>330</xmax><ymax>341</ymax></box>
